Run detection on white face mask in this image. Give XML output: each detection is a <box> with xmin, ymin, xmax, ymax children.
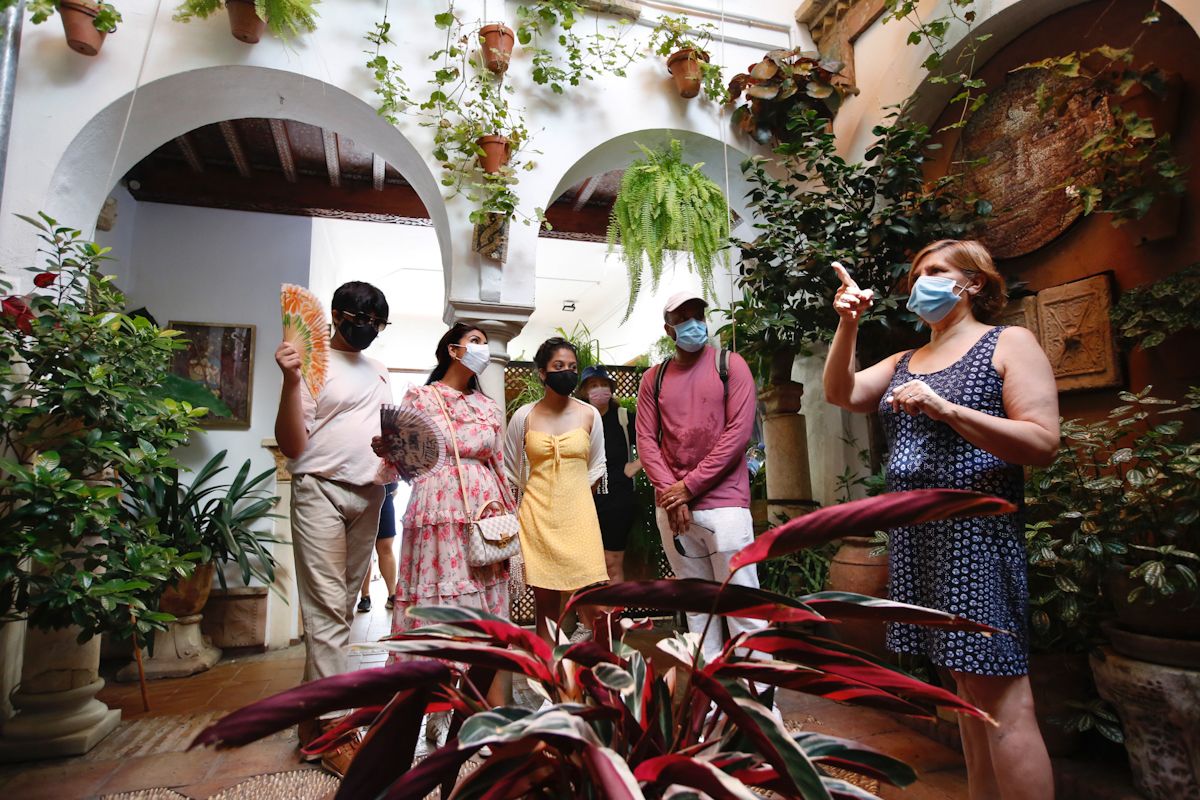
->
<box><xmin>454</xmin><ymin>342</ymin><xmax>490</xmax><ymax>376</ymax></box>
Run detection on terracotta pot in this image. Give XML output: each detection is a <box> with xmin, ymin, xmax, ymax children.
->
<box><xmin>826</xmin><ymin>536</ymin><xmax>889</xmax><ymax>658</ymax></box>
<box><xmin>226</xmin><ymin>0</ymin><xmax>266</xmax><ymax>44</ymax></box>
<box><xmin>59</xmin><ymin>1</ymin><xmax>106</xmax><ymax>57</ymax></box>
<box><xmin>159</xmin><ymin>561</ymin><xmax>215</xmax><ymax>618</ymax></box>
<box><xmin>477</xmin><ymin>135</ymin><xmax>511</xmax><ymax>174</ymax></box>
<box><xmin>479</xmin><ymin>23</ymin><xmax>515</xmax><ymax>75</ymax></box>
<box><xmin>667</xmin><ymin>48</ymin><xmax>708</xmax><ymax>99</ymax></box>
<box><xmin>1029</xmin><ymin>651</ymin><xmax>1091</xmax><ymax>756</ymax></box>
<box><xmin>1091</xmin><ymin>646</ymin><xmax>1200</xmax><ymax>800</ymax></box>
<box><xmin>1107</xmin><ymin>565</ymin><xmax>1200</xmax><ymax>641</ymax></box>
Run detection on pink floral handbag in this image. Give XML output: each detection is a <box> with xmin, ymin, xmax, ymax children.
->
<box><xmin>431</xmin><ymin>388</ymin><xmax>521</xmax><ymax>567</ymax></box>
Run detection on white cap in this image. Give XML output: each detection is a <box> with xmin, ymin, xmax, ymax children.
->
<box><xmin>663</xmin><ymin>291</ymin><xmax>707</xmax><ymax>316</ymax></box>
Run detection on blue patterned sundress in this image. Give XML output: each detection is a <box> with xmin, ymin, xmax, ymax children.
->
<box><xmin>880</xmin><ymin>326</ymin><xmax>1029</xmax><ymax>676</ymax></box>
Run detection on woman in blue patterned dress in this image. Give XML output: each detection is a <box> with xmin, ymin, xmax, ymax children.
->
<box><xmin>823</xmin><ymin>240</ymin><xmax>1060</xmax><ymax>800</ymax></box>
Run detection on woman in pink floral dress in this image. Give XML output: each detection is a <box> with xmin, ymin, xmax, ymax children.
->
<box><xmin>391</xmin><ymin>324</ymin><xmax>513</xmax><ymax>724</ymax></box>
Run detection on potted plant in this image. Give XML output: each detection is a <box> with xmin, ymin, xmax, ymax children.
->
<box><xmin>195</xmin><ymin>489</ymin><xmax>1011</xmax><ymax>798</ymax></box>
<box><xmin>478</xmin><ymin>21</ymin><xmax>514</xmax><ymax>75</ymax></box>
<box><xmin>606</xmin><ymin>140</ymin><xmax>729</xmax><ymax>320</ymax></box>
<box><xmin>117</xmin><ymin>450</ymin><xmax>280</xmax><ymax>678</ymax></box>
<box><xmin>14</xmin><ymin>0</ymin><xmax>122</xmax><ymax>56</ymax></box>
<box><xmin>173</xmin><ymin>0</ymin><xmax>319</xmax><ymax>43</ymax></box>
<box><xmin>515</xmin><ymin>0</ymin><xmax>637</xmax><ymax>93</ymax></box>
<box><xmin>0</xmin><ymin>214</ymin><xmax>203</xmax><ymax>755</ymax></box>
<box><xmin>646</xmin><ymin>14</ymin><xmax>724</xmax><ymax>101</ymax></box>
<box><xmin>728</xmin><ymin>49</ymin><xmax>855</xmax><ymax>145</ymax></box>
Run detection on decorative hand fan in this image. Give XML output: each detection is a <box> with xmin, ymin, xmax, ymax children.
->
<box><xmin>380</xmin><ymin>404</ymin><xmax>446</xmax><ymax>481</ymax></box>
<box><xmin>281</xmin><ymin>283</ymin><xmax>330</xmax><ymax>397</ymax></box>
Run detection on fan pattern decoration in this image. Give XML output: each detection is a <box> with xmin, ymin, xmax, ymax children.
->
<box><xmin>380</xmin><ymin>404</ymin><xmax>446</xmax><ymax>481</ymax></box>
<box><xmin>281</xmin><ymin>283</ymin><xmax>330</xmax><ymax>398</ymax></box>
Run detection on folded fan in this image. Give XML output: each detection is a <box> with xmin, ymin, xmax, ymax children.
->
<box><xmin>281</xmin><ymin>283</ymin><xmax>330</xmax><ymax>397</ymax></box>
<box><xmin>380</xmin><ymin>404</ymin><xmax>446</xmax><ymax>480</ymax></box>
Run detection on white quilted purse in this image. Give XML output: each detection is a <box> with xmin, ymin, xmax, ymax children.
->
<box><xmin>431</xmin><ymin>388</ymin><xmax>521</xmax><ymax>567</ymax></box>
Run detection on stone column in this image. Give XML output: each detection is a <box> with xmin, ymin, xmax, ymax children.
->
<box><xmin>262</xmin><ymin>439</ymin><xmax>301</xmax><ymax>649</ymax></box>
<box><xmin>0</xmin><ymin>627</ymin><xmax>120</xmax><ymax>761</ymax></box>
<box><xmin>758</xmin><ymin>349</ymin><xmax>815</xmax><ymax>526</ymax></box>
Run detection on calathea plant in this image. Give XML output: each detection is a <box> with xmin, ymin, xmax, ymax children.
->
<box><xmin>607</xmin><ymin>140</ymin><xmax>730</xmax><ymax>320</ymax></box>
<box><xmin>728</xmin><ymin>49</ymin><xmax>855</xmax><ymax>144</ymax></box>
<box><xmin>194</xmin><ymin>489</ymin><xmax>1012</xmax><ymax>799</ymax></box>
<box><xmin>0</xmin><ymin>214</ymin><xmax>205</xmax><ymax>643</ymax></box>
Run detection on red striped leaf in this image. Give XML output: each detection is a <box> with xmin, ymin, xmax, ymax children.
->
<box><xmin>566</xmin><ymin>579</ymin><xmax>826</xmax><ymax>624</ymax></box>
<box><xmin>730</xmin><ymin>490</ymin><xmax>1016</xmax><ymax>570</ymax></box>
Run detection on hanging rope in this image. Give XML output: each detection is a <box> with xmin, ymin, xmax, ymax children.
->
<box><xmin>101</xmin><ymin>0</ymin><xmax>164</xmax><ymax>214</ymax></box>
<box><xmin>718</xmin><ymin>0</ymin><xmax>736</xmax><ymax>354</ymax></box>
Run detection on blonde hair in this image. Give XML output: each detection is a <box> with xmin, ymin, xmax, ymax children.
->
<box><xmin>908</xmin><ymin>239</ymin><xmax>1007</xmax><ymax>321</ymax></box>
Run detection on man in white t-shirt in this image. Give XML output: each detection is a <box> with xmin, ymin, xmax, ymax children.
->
<box><xmin>274</xmin><ymin>281</ymin><xmax>394</xmax><ymax>777</ymax></box>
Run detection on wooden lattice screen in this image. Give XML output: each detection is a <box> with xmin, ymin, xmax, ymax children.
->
<box><xmin>503</xmin><ymin>361</ymin><xmax>675</xmax><ymax>625</ymax></box>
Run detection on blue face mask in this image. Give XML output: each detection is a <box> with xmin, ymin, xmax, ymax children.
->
<box><xmin>670</xmin><ymin>318</ymin><xmax>709</xmax><ymax>353</ymax></box>
<box><xmin>906</xmin><ymin>275</ymin><xmax>968</xmax><ymax>324</ymax></box>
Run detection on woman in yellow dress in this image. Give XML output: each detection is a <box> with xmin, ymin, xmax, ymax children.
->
<box><xmin>505</xmin><ymin>337</ymin><xmax>609</xmax><ymax>642</ymax></box>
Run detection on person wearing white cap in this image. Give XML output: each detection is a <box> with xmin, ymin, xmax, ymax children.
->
<box><xmin>634</xmin><ymin>291</ymin><xmax>765</xmax><ymax>661</ymax></box>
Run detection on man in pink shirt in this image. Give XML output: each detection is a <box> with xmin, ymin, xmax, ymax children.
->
<box><xmin>635</xmin><ymin>291</ymin><xmax>765</xmax><ymax>660</ymax></box>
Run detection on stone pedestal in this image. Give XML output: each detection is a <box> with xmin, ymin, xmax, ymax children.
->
<box><xmin>760</xmin><ymin>379</ymin><xmax>815</xmax><ymax>526</ymax></box>
<box><xmin>1091</xmin><ymin>647</ymin><xmax>1200</xmax><ymax>799</ymax></box>
<box><xmin>0</xmin><ymin>627</ymin><xmax>120</xmax><ymax>762</ymax></box>
<box><xmin>115</xmin><ymin>615</ymin><xmax>221</xmax><ymax>682</ymax></box>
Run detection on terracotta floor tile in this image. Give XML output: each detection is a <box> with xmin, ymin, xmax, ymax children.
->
<box><xmin>209</xmin><ymin>739</ymin><xmax>307</xmax><ymax>781</ymax></box>
<box><xmin>857</xmin><ymin>729</ymin><xmax>965</xmax><ymax>775</ymax></box>
<box><xmin>95</xmin><ymin>750</ymin><xmax>218</xmax><ymax>794</ymax></box>
<box><xmin>0</xmin><ymin>758</ymin><xmax>121</xmax><ymax>800</ymax></box>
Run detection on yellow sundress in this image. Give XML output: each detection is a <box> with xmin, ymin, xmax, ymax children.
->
<box><xmin>517</xmin><ymin>428</ymin><xmax>609</xmax><ymax>591</ymax></box>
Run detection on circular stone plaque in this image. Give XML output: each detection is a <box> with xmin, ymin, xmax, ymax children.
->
<box><xmin>956</xmin><ymin>69</ymin><xmax>1112</xmax><ymax>259</ymax></box>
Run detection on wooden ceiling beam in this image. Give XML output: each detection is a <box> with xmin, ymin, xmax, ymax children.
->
<box><xmin>571</xmin><ymin>176</ymin><xmax>597</xmax><ymax>211</ymax></box>
<box><xmin>269</xmin><ymin>119</ymin><xmax>298</xmax><ymax>183</ymax></box>
<box><xmin>174</xmin><ymin>133</ymin><xmax>204</xmax><ymax>173</ymax></box>
<box><xmin>127</xmin><ymin>160</ymin><xmax>429</xmax><ymax>220</ymax></box>
<box><xmin>218</xmin><ymin>120</ymin><xmax>252</xmax><ymax>178</ymax></box>
<box><xmin>322</xmin><ymin>129</ymin><xmax>341</xmax><ymax>188</ymax></box>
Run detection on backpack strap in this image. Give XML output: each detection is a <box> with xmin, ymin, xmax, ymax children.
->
<box><xmin>653</xmin><ymin>350</ymin><xmax>730</xmax><ymax>445</ymax></box>
<box><xmin>653</xmin><ymin>357</ymin><xmax>672</xmax><ymax>446</ymax></box>
<box><xmin>717</xmin><ymin>348</ymin><xmax>729</xmax><ymax>404</ymax></box>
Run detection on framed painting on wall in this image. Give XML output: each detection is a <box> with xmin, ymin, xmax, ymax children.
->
<box><xmin>169</xmin><ymin>321</ymin><xmax>256</xmax><ymax>428</ymax></box>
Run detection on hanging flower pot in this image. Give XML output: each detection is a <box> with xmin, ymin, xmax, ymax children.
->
<box><xmin>226</xmin><ymin>0</ymin><xmax>266</xmax><ymax>44</ymax></box>
<box><xmin>477</xmin><ymin>135</ymin><xmax>511</xmax><ymax>174</ymax></box>
<box><xmin>59</xmin><ymin>1</ymin><xmax>106</xmax><ymax>57</ymax></box>
<box><xmin>479</xmin><ymin>23</ymin><xmax>515</xmax><ymax>76</ymax></box>
<box><xmin>666</xmin><ymin>48</ymin><xmax>708</xmax><ymax>99</ymax></box>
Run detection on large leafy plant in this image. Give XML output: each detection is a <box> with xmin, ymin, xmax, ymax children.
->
<box><xmin>1110</xmin><ymin>262</ymin><xmax>1200</xmax><ymax>351</ymax></box>
<box><xmin>607</xmin><ymin>140</ymin><xmax>730</xmax><ymax>320</ymax></box>
<box><xmin>1026</xmin><ymin>386</ymin><xmax>1200</xmax><ymax>610</ymax></box>
<box><xmin>725</xmin><ymin>108</ymin><xmax>986</xmax><ymax>381</ymax></box>
<box><xmin>194</xmin><ymin>489</ymin><xmax>1012</xmax><ymax>799</ymax></box>
<box><xmin>121</xmin><ymin>449</ymin><xmax>282</xmax><ymax>591</ymax></box>
<box><xmin>0</xmin><ymin>214</ymin><xmax>205</xmax><ymax>642</ymax></box>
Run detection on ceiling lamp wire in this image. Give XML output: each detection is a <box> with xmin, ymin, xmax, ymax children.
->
<box><xmin>718</xmin><ymin>0</ymin><xmax>736</xmax><ymax>354</ymax></box>
<box><xmin>103</xmin><ymin>0</ymin><xmax>164</xmax><ymax>215</ymax></box>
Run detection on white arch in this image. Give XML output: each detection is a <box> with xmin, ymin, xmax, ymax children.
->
<box><xmin>43</xmin><ymin>65</ymin><xmax>454</xmax><ymax>297</ymax></box>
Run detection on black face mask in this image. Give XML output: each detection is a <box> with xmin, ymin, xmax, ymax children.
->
<box><xmin>337</xmin><ymin>319</ymin><xmax>379</xmax><ymax>351</ymax></box>
<box><xmin>544</xmin><ymin>370</ymin><xmax>578</xmax><ymax>396</ymax></box>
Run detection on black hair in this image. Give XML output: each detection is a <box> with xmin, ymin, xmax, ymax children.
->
<box><xmin>534</xmin><ymin>337</ymin><xmax>577</xmax><ymax>371</ymax></box>
<box><xmin>427</xmin><ymin>322</ymin><xmax>486</xmax><ymax>391</ymax></box>
<box><xmin>331</xmin><ymin>281</ymin><xmax>389</xmax><ymax>319</ymax></box>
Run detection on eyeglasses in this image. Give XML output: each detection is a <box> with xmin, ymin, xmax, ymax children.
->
<box><xmin>336</xmin><ymin>310</ymin><xmax>391</xmax><ymax>332</ymax></box>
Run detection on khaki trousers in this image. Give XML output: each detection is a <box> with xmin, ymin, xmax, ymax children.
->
<box><xmin>291</xmin><ymin>474</ymin><xmax>385</xmax><ymax>682</ymax></box>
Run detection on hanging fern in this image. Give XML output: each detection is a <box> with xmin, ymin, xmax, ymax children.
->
<box><xmin>607</xmin><ymin>140</ymin><xmax>729</xmax><ymax>320</ymax></box>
